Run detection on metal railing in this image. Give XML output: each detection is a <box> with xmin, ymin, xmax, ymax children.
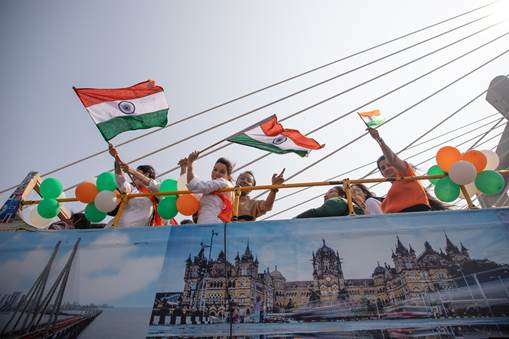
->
<box><xmin>20</xmin><ymin>170</ymin><xmax>509</xmax><ymax>226</ymax></box>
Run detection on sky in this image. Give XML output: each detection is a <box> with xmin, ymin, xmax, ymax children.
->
<box><xmin>157</xmin><ymin>209</ymin><xmax>509</xmax><ymax>292</ymax></box>
<box><xmin>1</xmin><ymin>0</ymin><xmax>509</xmax><ymax>222</ymax></box>
<box><xmin>0</xmin><ymin>227</ymin><xmax>170</xmax><ymax>307</ymax></box>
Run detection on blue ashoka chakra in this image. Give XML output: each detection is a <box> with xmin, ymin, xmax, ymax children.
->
<box><xmin>272</xmin><ymin>135</ymin><xmax>287</xmax><ymax>145</ymax></box>
<box><xmin>118</xmin><ymin>101</ymin><xmax>136</xmax><ymax>114</ymax></box>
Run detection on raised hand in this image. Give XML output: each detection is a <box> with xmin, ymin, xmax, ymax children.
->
<box><xmin>187</xmin><ymin>151</ymin><xmax>200</xmax><ymax>165</ymax></box>
<box><xmin>367</xmin><ymin>127</ymin><xmax>381</xmax><ymax>142</ymax></box>
<box><xmin>272</xmin><ymin>168</ymin><xmax>285</xmax><ymax>185</ymax></box>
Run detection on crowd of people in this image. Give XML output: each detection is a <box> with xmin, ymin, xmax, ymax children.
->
<box><xmin>51</xmin><ymin>127</ymin><xmax>450</xmax><ymax>229</ymax></box>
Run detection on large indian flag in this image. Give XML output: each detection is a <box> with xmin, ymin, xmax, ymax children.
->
<box><xmin>74</xmin><ymin>80</ymin><xmax>169</xmax><ymax>141</ymax></box>
<box><xmin>227</xmin><ymin>115</ymin><xmax>324</xmax><ymax>157</ymax></box>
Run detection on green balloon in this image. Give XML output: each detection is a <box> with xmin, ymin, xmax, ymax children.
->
<box><xmin>427</xmin><ymin>165</ymin><xmax>446</xmax><ymax>185</ymax></box>
<box><xmin>85</xmin><ymin>203</ymin><xmax>107</xmax><ymax>222</ymax></box>
<box><xmin>434</xmin><ymin>176</ymin><xmax>460</xmax><ymax>202</ymax></box>
<box><xmin>158</xmin><ymin>196</ymin><xmax>178</xmax><ymax>219</ymax></box>
<box><xmin>160</xmin><ymin>179</ymin><xmax>178</xmax><ymax>193</ymax></box>
<box><xmin>96</xmin><ymin>172</ymin><xmax>117</xmax><ymax>192</ymax></box>
<box><xmin>40</xmin><ymin>177</ymin><xmax>63</xmax><ymax>199</ymax></box>
<box><xmin>475</xmin><ymin>170</ymin><xmax>505</xmax><ymax>195</ymax></box>
<box><xmin>37</xmin><ymin>198</ymin><xmax>60</xmax><ymax>219</ymax></box>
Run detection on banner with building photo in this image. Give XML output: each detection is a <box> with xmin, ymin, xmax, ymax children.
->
<box><xmin>148</xmin><ymin>209</ymin><xmax>509</xmax><ymax>338</ymax></box>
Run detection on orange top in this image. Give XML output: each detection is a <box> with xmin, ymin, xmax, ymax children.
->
<box><xmin>213</xmin><ymin>192</ymin><xmax>233</xmax><ymax>222</ymax></box>
<box><xmin>381</xmin><ymin>162</ymin><xmax>429</xmax><ymax>213</ymax></box>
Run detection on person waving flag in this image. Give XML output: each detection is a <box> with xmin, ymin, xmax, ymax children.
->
<box><xmin>227</xmin><ymin>115</ymin><xmax>324</xmax><ymax>157</ymax></box>
<box><xmin>74</xmin><ymin>80</ymin><xmax>169</xmax><ymax>141</ymax></box>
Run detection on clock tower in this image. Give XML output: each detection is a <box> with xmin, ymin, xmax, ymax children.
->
<box><xmin>312</xmin><ymin>239</ymin><xmax>347</xmax><ymax>302</ymax></box>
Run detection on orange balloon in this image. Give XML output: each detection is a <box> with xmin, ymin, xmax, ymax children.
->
<box><xmin>176</xmin><ymin>194</ymin><xmax>200</xmax><ymax>216</ymax></box>
<box><xmin>436</xmin><ymin>146</ymin><xmax>461</xmax><ymax>172</ymax></box>
<box><xmin>75</xmin><ymin>181</ymin><xmax>99</xmax><ymax>203</ymax></box>
<box><xmin>462</xmin><ymin>150</ymin><xmax>487</xmax><ymax>172</ymax></box>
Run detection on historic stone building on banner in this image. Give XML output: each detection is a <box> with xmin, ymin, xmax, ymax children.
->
<box><xmin>179</xmin><ymin>234</ymin><xmax>484</xmax><ymax>317</ymax></box>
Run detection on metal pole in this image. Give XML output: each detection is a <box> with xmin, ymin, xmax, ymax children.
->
<box><xmin>472</xmin><ymin>273</ymin><xmax>495</xmax><ymax>317</ymax></box>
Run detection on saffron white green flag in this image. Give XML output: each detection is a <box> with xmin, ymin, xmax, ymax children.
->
<box><xmin>227</xmin><ymin>115</ymin><xmax>324</xmax><ymax>157</ymax></box>
<box><xmin>74</xmin><ymin>80</ymin><xmax>168</xmax><ymax>141</ymax></box>
<box><xmin>358</xmin><ymin>109</ymin><xmax>384</xmax><ymax>128</ymax></box>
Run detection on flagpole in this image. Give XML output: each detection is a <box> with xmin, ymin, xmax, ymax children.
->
<box><xmin>357</xmin><ymin>112</ymin><xmax>371</xmax><ymax>129</ymax></box>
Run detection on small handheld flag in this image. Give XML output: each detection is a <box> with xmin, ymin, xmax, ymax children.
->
<box><xmin>227</xmin><ymin>115</ymin><xmax>324</xmax><ymax>157</ymax></box>
<box><xmin>358</xmin><ymin>109</ymin><xmax>384</xmax><ymax>128</ymax></box>
<box><xmin>74</xmin><ymin>80</ymin><xmax>169</xmax><ymax>141</ymax></box>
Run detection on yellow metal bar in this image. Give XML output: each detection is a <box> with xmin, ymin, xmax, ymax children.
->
<box><xmin>112</xmin><ymin>195</ymin><xmax>128</xmax><ymax>227</ymax></box>
<box><xmin>19</xmin><ymin>169</ymin><xmax>509</xmax><ymax>205</ymax></box>
<box><xmin>343</xmin><ymin>179</ymin><xmax>354</xmax><ymax>215</ymax></box>
<box><xmin>232</xmin><ymin>186</ymin><xmax>242</xmax><ymax>221</ymax></box>
<box><xmin>459</xmin><ymin>185</ymin><xmax>476</xmax><ymax>209</ymax></box>
<box><xmin>21</xmin><ymin>197</ymin><xmax>79</xmax><ymax>206</ymax></box>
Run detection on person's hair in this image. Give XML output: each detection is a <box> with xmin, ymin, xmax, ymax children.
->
<box><xmin>426</xmin><ymin>191</ymin><xmax>452</xmax><ymax>210</ymax></box>
<box><xmin>180</xmin><ymin>219</ymin><xmax>194</xmax><ymax>225</ymax></box>
<box><xmin>216</xmin><ymin>157</ymin><xmax>233</xmax><ymax>176</ymax></box>
<box><xmin>352</xmin><ymin>183</ymin><xmax>378</xmax><ymax>200</ymax></box>
<box><xmin>376</xmin><ymin>155</ymin><xmax>386</xmax><ymax>172</ymax></box>
<box><xmin>239</xmin><ymin>171</ymin><xmax>256</xmax><ymax>186</ymax></box>
<box><xmin>71</xmin><ymin>212</ymin><xmax>91</xmax><ymax>229</ymax></box>
<box><xmin>137</xmin><ymin>165</ymin><xmax>156</xmax><ymax>179</ymax></box>
<box><xmin>332</xmin><ymin>186</ymin><xmax>344</xmax><ymax>197</ymax></box>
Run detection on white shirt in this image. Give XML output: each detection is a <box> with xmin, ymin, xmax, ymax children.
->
<box><xmin>107</xmin><ymin>174</ymin><xmax>159</xmax><ymax>228</ymax></box>
<box><xmin>365</xmin><ymin>197</ymin><xmax>383</xmax><ymax>215</ymax></box>
<box><xmin>187</xmin><ymin>177</ymin><xmax>232</xmax><ymax>224</ymax></box>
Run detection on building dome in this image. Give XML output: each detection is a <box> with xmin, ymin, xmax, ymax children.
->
<box><xmin>373</xmin><ymin>265</ymin><xmax>385</xmax><ymax>276</ymax></box>
<box><xmin>316</xmin><ymin>239</ymin><xmax>335</xmax><ymax>257</ymax></box>
<box><xmin>270</xmin><ymin>266</ymin><xmax>285</xmax><ymax>280</ymax></box>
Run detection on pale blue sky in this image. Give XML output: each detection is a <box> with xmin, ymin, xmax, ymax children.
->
<box><xmin>1</xmin><ymin>0</ymin><xmax>509</xmax><ymax>221</ymax></box>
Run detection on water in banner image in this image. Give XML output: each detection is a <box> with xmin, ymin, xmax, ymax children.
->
<box><xmin>147</xmin><ymin>211</ymin><xmax>509</xmax><ymax>337</ymax></box>
<box><xmin>79</xmin><ymin>307</ymin><xmax>152</xmax><ymax>339</ymax></box>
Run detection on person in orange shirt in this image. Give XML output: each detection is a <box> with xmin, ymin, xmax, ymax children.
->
<box><xmin>368</xmin><ymin>128</ymin><xmax>431</xmax><ymax>213</ymax></box>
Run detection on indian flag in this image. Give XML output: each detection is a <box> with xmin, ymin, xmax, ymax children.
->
<box><xmin>358</xmin><ymin>109</ymin><xmax>384</xmax><ymax>128</ymax></box>
<box><xmin>227</xmin><ymin>115</ymin><xmax>324</xmax><ymax>157</ymax></box>
<box><xmin>74</xmin><ymin>80</ymin><xmax>169</xmax><ymax>141</ymax></box>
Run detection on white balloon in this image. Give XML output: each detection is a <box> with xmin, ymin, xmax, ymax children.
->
<box><xmin>449</xmin><ymin>160</ymin><xmax>477</xmax><ymax>185</ymax></box>
<box><xmin>481</xmin><ymin>149</ymin><xmax>499</xmax><ymax>170</ymax></box>
<box><xmin>28</xmin><ymin>207</ymin><xmax>52</xmax><ymax>228</ymax></box>
<box><xmin>94</xmin><ymin>190</ymin><xmax>119</xmax><ymax>213</ymax></box>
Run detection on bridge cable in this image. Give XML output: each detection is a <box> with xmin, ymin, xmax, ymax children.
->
<box><xmin>0</xmin><ymin>1</ymin><xmax>491</xmax><ymax>195</ymax></box>
<box><xmin>152</xmin><ymin>19</ymin><xmax>505</xmax><ymax>181</ymax></box>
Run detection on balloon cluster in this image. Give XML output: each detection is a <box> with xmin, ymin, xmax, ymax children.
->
<box><xmin>157</xmin><ymin>175</ymin><xmax>200</xmax><ymax>219</ymax></box>
<box><xmin>428</xmin><ymin>146</ymin><xmax>503</xmax><ymax>202</ymax></box>
<box><xmin>75</xmin><ymin>172</ymin><xmax>119</xmax><ymax>222</ymax></box>
<box><xmin>30</xmin><ymin>172</ymin><xmax>202</xmax><ymax>226</ymax></box>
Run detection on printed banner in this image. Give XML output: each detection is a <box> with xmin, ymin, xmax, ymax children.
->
<box><xmin>0</xmin><ymin>209</ymin><xmax>508</xmax><ymax>338</ymax></box>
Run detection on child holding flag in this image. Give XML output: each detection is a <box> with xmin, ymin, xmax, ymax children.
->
<box><xmin>180</xmin><ymin>151</ymin><xmax>234</xmax><ymax>224</ymax></box>
<box><xmin>108</xmin><ymin>144</ymin><xmax>165</xmax><ymax>227</ymax></box>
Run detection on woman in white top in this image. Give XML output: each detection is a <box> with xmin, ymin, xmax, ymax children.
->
<box><xmin>180</xmin><ymin>151</ymin><xmax>234</xmax><ymax>224</ymax></box>
<box><xmin>108</xmin><ymin>144</ymin><xmax>161</xmax><ymax>227</ymax></box>
<box><xmin>350</xmin><ymin>183</ymin><xmax>383</xmax><ymax>215</ymax></box>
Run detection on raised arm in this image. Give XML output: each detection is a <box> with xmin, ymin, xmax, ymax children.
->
<box><xmin>263</xmin><ymin>168</ymin><xmax>285</xmax><ymax>211</ymax></box>
<box><xmin>367</xmin><ymin>128</ymin><xmax>407</xmax><ymax>175</ymax></box>
<box><xmin>186</xmin><ymin>151</ymin><xmax>199</xmax><ymax>184</ymax></box>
